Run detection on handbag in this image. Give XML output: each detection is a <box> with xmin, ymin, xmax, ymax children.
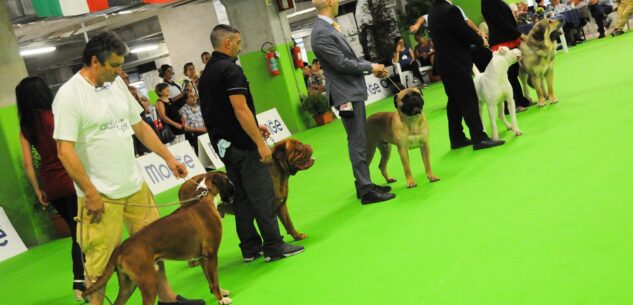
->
<box><xmin>160</xmin><ymin>125</ymin><xmax>175</xmax><ymax>144</ymax></box>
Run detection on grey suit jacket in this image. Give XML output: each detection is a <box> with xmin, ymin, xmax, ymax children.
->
<box><xmin>311</xmin><ymin>17</ymin><xmax>373</xmax><ymax>107</ymax></box>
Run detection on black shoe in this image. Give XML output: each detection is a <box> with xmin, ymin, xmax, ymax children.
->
<box><xmin>265</xmin><ymin>243</ymin><xmax>304</xmax><ymax>262</ymax></box>
<box><xmin>372</xmin><ymin>184</ymin><xmax>391</xmax><ymax>193</ymax></box>
<box><xmin>473</xmin><ymin>139</ymin><xmax>505</xmax><ymax>150</ymax></box>
<box><xmin>243</xmin><ymin>251</ymin><xmax>263</xmax><ymax>262</ymax></box>
<box><xmin>451</xmin><ymin>139</ymin><xmax>473</xmax><ymax>150</ymax></box>
<box><xmin>612</xmin><ymin>30</ymin><xmax>624</xmax><ymax>36</ymax></box>
<box><xmin>598</xmin><ymin>33</ymin><xmax>606</xmax><ymax>38</ymax></box>
<box><xmin>157</xmin><ymin>295</ymin><xmax>205</xmax><ymax>305</ymax></box>
<box><xmin>361</xmin><ymin>190</ymin><xmax>395</xmax><ymax>205</ymax></box>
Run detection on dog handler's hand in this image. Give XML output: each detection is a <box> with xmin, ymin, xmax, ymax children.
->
<box><xmin>259</xmin><ymin>124</ymin><xmax>271</xmax><ymax>139</ymax></box>
<box><xmin>85</xmin><ymin>191</ymin><xmax>105</xmax><ymax>224</ymax></box>
<box><xmin>258</xmin><ymin>143</ymin><xmax>273</xmax><ymax>164</ymax></box>
<box><xmin>167</xmin><ymin>158</ymin><xmax>188</xmax><ymax>178</ymax></box>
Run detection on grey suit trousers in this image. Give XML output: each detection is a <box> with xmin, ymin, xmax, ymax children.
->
<box><xmin>341</xmin><ymin>101</ymin><xmax>373</xmax><ymax>195</ymax></box>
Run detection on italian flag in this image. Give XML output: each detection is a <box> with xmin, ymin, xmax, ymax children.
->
<box><xmin>31</xmin><ymin>0</ymin><xmax>178</xmax><ymax>17</ymax></box>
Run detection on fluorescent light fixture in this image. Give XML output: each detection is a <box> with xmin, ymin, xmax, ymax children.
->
<box><xmin>118</xmin><ymin>10</ymin><xmax>133</xmax><ymax>15</ymax></box>
<box><xmin>287</xmin><ymin>7</ymin><xmax>316</xmax><ymax>18</ymax></box>
<box><xmin>20</xmin><ymin>46</ymin><xmax>56</xmax><ymax>56</ymax></box>
<box><xmin>130</xmin><ymin>45</ymin><xmax>159</xmax><ymax>53</ymax></box>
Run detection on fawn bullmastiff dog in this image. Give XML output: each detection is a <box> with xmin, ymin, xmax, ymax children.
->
<box><xmin>217</xmin><ymin>138</ymin><xmax>314</xmax><ymax>241</ymax></box>
<box><xmin>83</xmin><ymin>172</ymin><xmax>235</xmax><ymax>305</ymax></box>
<box><xmin>366</xmin><ymin>87</ymin><xmax>440</xmax><ymax>188</ymax></box>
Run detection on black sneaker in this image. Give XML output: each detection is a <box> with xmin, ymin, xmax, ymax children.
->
<box><xmin>265</xmin><ymin>243</ymin><xmax>304</xmax><ymax>262</ymax></box>
<box><xmin>243</xmin><ymin>251</ymin><xmax>263</xmax><ymax>262</ymax></box>
<box><xmin>372</xmin><ymin>184</ymin><xmax>391</xmax><ymax>193</ymax></box>
<box><xmin>157</xmin><ymin>295</ymin><xmax>205</xmax><ymax>305</ymax></box>
<box><xmin>473</xmin><ymin>139</ymin><xmax>505</xmax><ymax>150</ymax></box>
<box><xmin>450</xmin><ymin>139</ymin><xmax>473</xmax><ymax>150</ymax></box>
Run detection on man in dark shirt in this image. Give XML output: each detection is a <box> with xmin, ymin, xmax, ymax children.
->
<box><xmin>198</xmin><ymin>24</ymin><xmax>304</xmax><ymax>262</ymax></box>
<box><xmin>429</xmin><ymin>0</ymin><xmax>504</xmax><ymax>150</ymax></box>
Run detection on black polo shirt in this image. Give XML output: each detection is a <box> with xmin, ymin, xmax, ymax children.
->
<box><xmin>199</xmin><ymin>51</ymin><xmax>258</xmax><ymax>151</ymax></box>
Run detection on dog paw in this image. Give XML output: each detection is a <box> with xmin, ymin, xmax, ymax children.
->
<box><xmin>218</xmin><ymin>297</ymin><xmax>232</xmax><ymax>305</ymax></box>
<box><xmin>220</xmin><ymin>288</ymin><xmax>230</xmax><ymax>297</ymax></box>
<box><xmin>406</xmin><ymin>179</ymin><xmax>417</xmax><ymax>188</ymax></box>
<box><xmin>492</xmin><ymin>134</ymin><xmax>500</xmax><ymax>141</ymax></box>
<box><xmin>513</xmin><ymin>129</ymin><xmax>523</xmax><ymax>136</ymax></box>
<box><xmin>537</xmin><ymin>101</ymin><xmax>547</xmax><ymax>107</ymax></box>
<box><xmin>549</xmin><ymin>99</ymin><xmax>559</xmax><ymax>104</ymax></box>
<box><xmin>292</xmin><ymin>233</ymin><xmax>308</xmax><ymax>241</ymax></box>
<box><xmin>386</xmin><ymin>178</ymin><xmax>397</xmax><ymax>183</ymax></box>
<box><xmin>427</xmin><ymin>175</ymin><xmax>440</xmax><ymax>182</ymax></box>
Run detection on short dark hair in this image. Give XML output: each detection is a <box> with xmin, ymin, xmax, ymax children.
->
<box><xmin>200</xmin><ymin>51</ymin><xmax>210</xmax><ymax>59</ymax></box>
<box><xmin>183</xmin><ymin>62</ymin><xmax>195</xmax><ymax>74</ymax></box>
<box><xmin>82</xmin><ymin>30</ymin><xmax>128</xmax><ymax>66</ymax></box>
<box><xmin>158</xmin><ymin>64</ymin><xmax>172</xmax><ymax>78</ymax></box>
<box><xmin>210</xmin><ymin>24</ymin><xmax>240</xmax><ymax>49</ymax></box>
<box><xmin>155</xmin><ymin>83</ymin><xmax>169</xmax><ymax>95</ymax></box>
<box><xmin>312</xmin><ymin>58</ymin><xmax>319</xmax><ymax>65</ymax></box>
<box><xmin>393</xmin><ymin>36</ymin><xmax>403</xmax><ymax>47</ymax></box>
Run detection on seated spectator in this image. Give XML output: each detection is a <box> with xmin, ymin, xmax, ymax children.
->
<box><xmin>307</xmin><ymin>59</ymin><xmax>326</xmax><ymax>93</ymax></box>
<box><xmin>180</xmin><ymin>91</ymin><xmax>207</xmax><ymax>154</ymax></box>
<box><xmin>155</xmin><ymin>82</ymin><xmax>187</xmax><ymax>145</ymax></box>
<box><xmin>611</xmin><ymin>0</ymin><xmax>633</xmax><ymax>36</ymax></box>
<box><xmin>302</xmin><ymin>63</ymin><xmax>311</xmax><ymax>88</ymax></box>
<box><xmin>414</xmin><ymin>34</ymin><xmax>440</xmax><ymax>83</ymax></box>
<box><xmin>393</xmin><ymin>36</ymin><xmax>426</xmax><ymax>87</ymax></box>
<box><xmin>589</xmin><ymin>0</ymin><xmax>614</xmax><ymax>38</ymax></box>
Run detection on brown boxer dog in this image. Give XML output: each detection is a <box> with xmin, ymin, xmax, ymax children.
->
<box><xmin>82</xmin><ymin>172</ymin><xmax>235</xmax><ymax>305</ymax></box>
<box><xmin>217</xmin><ymin>138</ymin><xmax>314</xmax><ymax>241</ymax></box>
<box><xmin>366</xmin><ymin>87</ymin><xmax>440</xmax><ymax>188</ymax></box>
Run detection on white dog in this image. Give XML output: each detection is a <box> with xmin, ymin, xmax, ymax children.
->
<box><xmin>473</xmin><ymin>47</ymin><xmax>523</xmax><ymax>141</ymax></box>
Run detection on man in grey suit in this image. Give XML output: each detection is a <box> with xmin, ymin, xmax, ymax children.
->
<box><xmin>311</xmin><ymin>0</ymin><xmax>395</xmax><ymax>205</ymax></box>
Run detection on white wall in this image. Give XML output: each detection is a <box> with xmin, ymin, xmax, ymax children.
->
<box><xmin>157</xmin><ymin>2</ymin><xmax>219</xmax><ymax>82</ymax></box>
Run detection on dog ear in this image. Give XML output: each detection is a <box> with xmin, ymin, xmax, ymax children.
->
<box><xmin>210</xmin><ymin>172</ymin><xmax>232</xmax><ymax>199</ymax></box>
<box><xmin>393</xmin><ymin>94</ymin><xmax>399</xmax><ymax>108</ymax></box>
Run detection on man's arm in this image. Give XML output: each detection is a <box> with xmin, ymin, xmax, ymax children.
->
<box><xmin>448</xmin><ymin>7</ymin><xmax>487</xmax><ymax>48</ymax></box>
<box><xmin>132</xmin><ymin>121</ymin><xmax>187</xmax><ymax>177</ymax></box>
<box><xmin>409</xmin><ymin>15</ymin><xmax>427</xmax><ymax>33</ymax></box>
<box><xmin>57</xmin><ymin>140</ymin><xmax>104</xmax><ymax>223</ymax></box>
<box><xmin>314</xmin><ymin>33</ymin><xmax>382</xmax><ymax>75</ymax></box>
<box><xmin>229</xmin><ymin>94</ymin><xmax>272</xmax><ymax>164</ymax></box>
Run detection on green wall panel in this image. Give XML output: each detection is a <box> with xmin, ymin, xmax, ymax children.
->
<box><xmin>239</xmin><ymin>42</ymin><xmax>309</xmax><ymax>133</ymax></box>
<box><xmin>0</xmin><ymin>105</ymin><xmax>55</xmax><ymax>247</ymax></box>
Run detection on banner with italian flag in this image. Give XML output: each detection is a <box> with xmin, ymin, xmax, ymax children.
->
<box><xmin>31</xmin><ymin>0</ymin><xmax>179</xmax><ymax>17</ymax></box>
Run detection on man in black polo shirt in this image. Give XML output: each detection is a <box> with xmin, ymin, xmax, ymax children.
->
<box><xmin>199</xmin><ymin>24</ymin><xmax>304</xmax><ymax>263</ymax></box>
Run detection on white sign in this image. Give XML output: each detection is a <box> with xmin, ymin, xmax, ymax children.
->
<box><xmin>0</xmin><ymin>207</ymin><xmax>28</xmax><ymax>262</ymax></box>
<box><xmin>256</xmin><ymin>108</ymin><xmax>292</xmax><ymax>143</ymax></box>
<box><xmin>365</xmin><ymin>74</ymin><xmax>393</xmax><ymax>105</ymax></box>
<box><xmin>198</xmin><ymin>133</ymin><xmax>225</xmax><ymax>170</ymax></box>
<box><xmin>136</xmin><ymin>142</ymin><xmax>207</xmax><ymax>194</ymax></box>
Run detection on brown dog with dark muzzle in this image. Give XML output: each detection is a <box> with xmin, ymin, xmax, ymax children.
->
<box><xmin>217</xmin><ymin>138</ymin><xmax>314</xmax><ymax>241</ymax></box>
<box><xmin>82</xmin><ymin>172</ymin><xmax>235</xmax><ymax>305</ymax></box>
<box><xmin>366</xmin><ymin>87</ymin><xmax>440</xmax><ymax>188</ymax></box>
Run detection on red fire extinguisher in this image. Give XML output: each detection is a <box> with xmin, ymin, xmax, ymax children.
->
<box><xmin>261</xmin><ymin>42</ymin><xmax>280</xmax><ymax>76</ymax></box>
<box><xmin>290</xmin><ymin>39</ymin><xmax>304</xmax><ymax>69</ymax></box>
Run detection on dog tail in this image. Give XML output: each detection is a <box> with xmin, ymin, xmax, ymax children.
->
<box><xmin>82</xmin><ymin>247</ymin><xmax>121</xmax><ymax>297</ymax></box>
<box><xmin>472</xmin><ymin>64</ymin><xmax>481</xmax><ymax>77</ymax></box>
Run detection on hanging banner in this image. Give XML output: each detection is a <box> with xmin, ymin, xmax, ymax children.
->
<box><xmin>256</xmin><ymin>108</ymin><xmax>292</xmax><ymax>144</ymax></box>
<box><xmin>136</xmin><ymin>141</ymin><xmax>206</xmax><ymax>194</ymax></box>
<box><xmin>0</xmin><ymin>207</ymin><xmax>28</xmax><ymax>262</ymax></box>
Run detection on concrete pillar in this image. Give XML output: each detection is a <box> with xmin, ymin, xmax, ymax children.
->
<box><xmin>221</xmin><ymin>0</ymin><xmax>308</xmax><ymax>132</ymax></box>
<box><xmin>0</xmin><ymin>1</ymin><xmax>55</xmax><ymax>246</ymax></box>
<box><xmin>157</xmin><ymin>2</ymin><xmax>219</xmax><ymax>84</ymax></box>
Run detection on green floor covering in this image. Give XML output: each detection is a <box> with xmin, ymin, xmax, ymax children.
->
<box><xmin>2</xmin><ymin>33</ymin><xmax>633</xmax><ymax>305</ymax></box>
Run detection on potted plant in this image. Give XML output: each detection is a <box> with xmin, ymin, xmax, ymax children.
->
<box><xmin>300</xmin><ymin>92</ymin><xmax>335</xmax><ymax>126</ymax></box>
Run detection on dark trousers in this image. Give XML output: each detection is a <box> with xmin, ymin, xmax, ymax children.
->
<box><xmin>590</xmin><ymin>4</ymin><xmax>613</xmax><ymax>35</ymax></box>
<box><xmin>441</xmin><ymin>71</ymin><xmax>489</xmax><ymax>145</ymax></box>
<box><xmin>50</xmin><ymin>194</ymin><xmax>84</xmax><ymax>282</ymax></box>
<box><xmin>222</xmin><ymin>146</ymin><xmax>283</xmax><ymax>257</ymax></box>
<box><xmin>401</xmin><ymin>60</ymin><xmax>426</xmax><ymax>85</ymax></box>
<box><xmin>340</xmin><ymin>101</ymin><xmax>373</xmax><ymax>195</ymax></box>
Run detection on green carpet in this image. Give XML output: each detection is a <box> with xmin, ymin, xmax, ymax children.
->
<box><xmin>2</xmin><ymin>33</ymin><xmax>633</xmax><ymax>305</ymax></box>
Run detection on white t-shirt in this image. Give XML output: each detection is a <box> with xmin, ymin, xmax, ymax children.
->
<box><xmin>53</xmin><ymin>73</ymin><xmax>144</xmax><ymax>199</ymax></box>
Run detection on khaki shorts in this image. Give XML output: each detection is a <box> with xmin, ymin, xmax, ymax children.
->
<box><xmin>76</xmin><ymin>183</ymin><xmax>159</xmax><ymax>282</ymax></box>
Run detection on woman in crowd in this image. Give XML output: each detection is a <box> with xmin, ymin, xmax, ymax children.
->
<box><xmin>155</xmin><ymin>82</ymin><xmax>187</xmax><ymax>145</ymax></box>
<box><xmin>482</xmin><ymin>0</ymin><xmax>534</xmax><ymax>112</ymax></box>
<box><xmin>158</xmin><ymin>64</ymin><xmax>187</xmax><ymax>104</ymax></box>
<box><xmin>393</xmin><ymin>36</ymin><xmax>426</xmax><ymax>87</ymax></box>
<box><xmin>15</xmin><ymin>77</ymin><xmax>85</xmax><ymax>301</ymax></box>
<box><xmin>181</xmin><ymin>62</ymin><xmax>199</xmax><ymax>99</ymax></box>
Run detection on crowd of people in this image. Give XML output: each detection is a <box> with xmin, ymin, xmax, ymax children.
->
<box><xmin>13</xmin><ymin>0</ymin><xmax>633</xmax><ymax>304</ymax></box>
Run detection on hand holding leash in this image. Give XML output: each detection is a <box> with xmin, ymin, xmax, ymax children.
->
<box><xmin>259</xmin><ymin>124</ymin><xmax>271</xmax><ymax>139</ymax></box>
<box><xmin>85</xmin><ymin>191</ymin><xmax>105</xmax><ymax>224</ymax></box>
<box><xmin>167</xmin><ymin>158</ymin><xmax>188</xmax><ymax>178</ymax></box>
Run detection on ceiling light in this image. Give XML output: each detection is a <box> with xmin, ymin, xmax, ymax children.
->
<box><xmin>20</xmin><ymin>46</ymin><xmax>56</xmax><ymax>56</ymax></box>
<box><xmin>287</xmin><ymin>7</ymin><xmax>316</xmax><ymax>18</ymax></box>
<box><xmin>130</xmin><ymin>45</ymin><xmax>159</xmax><ymax>53</ymax></box>
<box><xmin>118</xmin><ymin>10</ymin><xmax>133</xmax><ymax>15</ymax></box>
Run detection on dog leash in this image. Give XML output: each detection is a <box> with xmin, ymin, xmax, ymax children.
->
<box><xmin>76</xmin><ymin>177</ymin><xmax>210</xmax><ymax>304</ymax></box>
<box><xmin>385</xmin><ymin>75</ymin><xmax>405</xmax><ymax>92</ymax></box>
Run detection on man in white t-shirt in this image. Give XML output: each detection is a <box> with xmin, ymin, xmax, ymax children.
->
<box><xmin>53</xmin><ymin>31</ymin><xmax>202</xmax><ymax>305</ymax></box>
